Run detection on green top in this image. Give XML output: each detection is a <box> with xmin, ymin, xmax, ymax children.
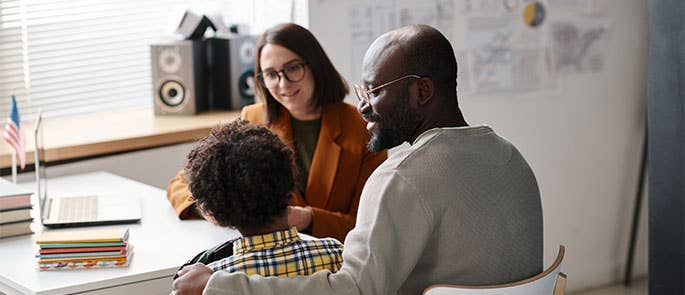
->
<box><xmin>290</xmin><ymin>117</ymin><xmax>321</xmax><ymax>195</ymax></box>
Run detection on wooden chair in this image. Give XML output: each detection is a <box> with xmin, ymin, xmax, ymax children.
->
<box><xmin>423</xmin><ymin>245</ymin><xmax>567</xmax><ymax>295</ymax></box>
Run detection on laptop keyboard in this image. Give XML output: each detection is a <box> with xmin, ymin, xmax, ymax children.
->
<box><xmin>57</xmin><ymin>196</ymin><xmax>98</xmax><ymax>222</ymax></box>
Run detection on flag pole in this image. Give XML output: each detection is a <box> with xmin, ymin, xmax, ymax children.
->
<box><xmin>10</xmin><ymin>88</ymin><xmax>17</xmax><ymax>184</ymax></box>
<box><xmin>11</xmin><ymin>150</ymin><xmax>17</xmax><ymax>184</ymax></box>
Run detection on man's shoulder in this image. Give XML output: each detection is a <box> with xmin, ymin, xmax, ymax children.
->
<box><xmin>382</xmin><ymin>126</ymin><xmax>510</xmax><ymax>172</ymax></box>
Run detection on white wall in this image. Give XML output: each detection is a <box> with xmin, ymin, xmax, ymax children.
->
<box><xmin>307</xmin><ymin>0</ymin><xmax>647</xmax><ymax>292</ymax></box>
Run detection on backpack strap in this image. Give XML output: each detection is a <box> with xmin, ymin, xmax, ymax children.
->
<box><xmin>173</xmin><ymin>237</ymin><xmax>240</xmax><ymax>280</ymax></box>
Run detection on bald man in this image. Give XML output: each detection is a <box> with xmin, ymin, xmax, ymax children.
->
<box><xmin>171</xmin><ymin>24</ymin><xmax>543</xmax><ymax>295</ymax></box>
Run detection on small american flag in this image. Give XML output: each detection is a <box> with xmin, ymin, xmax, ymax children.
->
<box><xmin>3</xmin><ymin>95</ymin><xmax>25</xmax><ymax>169</ymax></box>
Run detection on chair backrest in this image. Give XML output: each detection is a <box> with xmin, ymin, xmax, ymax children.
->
<box><xmin>423</xmin><ymin>245</ymin><xmax>566</xmax><ymax>295</ymax></box>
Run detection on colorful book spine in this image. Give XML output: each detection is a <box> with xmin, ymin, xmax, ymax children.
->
<box><xmin>39</xmin><ymin>242</ymin><xmax>126</xmax><ymax>248</ymax></box>
<box><xmin>0</xmin><ymin>206</ymin><xmax>32</xmax><ymax>223</ymax></box>
<box><xmin>0</xmin><ymin>219</ymin><xmax>33</xmax><ymax>238</ymax></box>
<box><xmin>37</xmin><ymin>247</ymin><xmax>131</xmax><ymax>264</ymax></box>
<box><xmin>0</xmin><ymin>178</ymin><xmax>32</xmax><ymax>211</ymax></box>
<box><xmin>39</xmin><ymin>245</ymin><xmax>126</xmax><ymax>254</ymax></box>
<box><xmin>36</xmin><ymin>250</ymin><xmax>124</xmax><ymax>259</ymax></box>
<box><xmin>35</xmin><ymin>227</ymin><xmax>133</xmax><ymax>271</ymax></box>
<box><xmin>0</xmin><ymin>195</ymin><xmax>31</xmax><ymax>210</ymax></box>
<box><xmin>38</xmin><ymin>252</ymin><xmax>133</xmax><ymax>271</ymax></box>
<box><xmin>35</xmin><ymin>228</ymin><xmax>129</xmax><ymax>244</ymax></box>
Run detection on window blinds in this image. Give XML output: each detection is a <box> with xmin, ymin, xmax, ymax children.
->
<box><xmin>0</xmin><ymin>0</ymin><xmax>28</xmax><ymax>117</ymax></box>
<box><xmin>0</xmin><ymin>0</ymin><xmax>298</xmax><ymax>120</ymax></box>
<box><xmin>0</xmin><ymin>0</ymin><xmax>192</xmax><ymax>119</ymax></box>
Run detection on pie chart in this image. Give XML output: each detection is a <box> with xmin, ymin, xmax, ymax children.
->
<box><xmin>523</xmin><ymin>1</ymin><xmax>545</xmax><ymax>27</ymax></box>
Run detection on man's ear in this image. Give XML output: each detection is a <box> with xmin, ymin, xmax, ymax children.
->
<box><xmin>416</xmin><ymin>77</ymin><xmax>434</xmax><ymax>106</ymax></box>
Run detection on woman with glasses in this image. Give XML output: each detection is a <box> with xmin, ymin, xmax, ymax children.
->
<box><xmin>166</xmin><ymin>23</ymin><xmax>387</xmax><ymax>242</ymax></box>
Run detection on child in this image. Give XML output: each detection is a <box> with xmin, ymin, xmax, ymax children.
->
<box><xmin>183</xmin><ymin>119</ymin><xmax>343</xmax><ymax>277</ymax></box>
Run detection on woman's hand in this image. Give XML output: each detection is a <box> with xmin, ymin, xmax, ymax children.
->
<box><xmin>287</xmin><ymin>206</ymin><xmax>313</xmax><ymax>231</ymax></box>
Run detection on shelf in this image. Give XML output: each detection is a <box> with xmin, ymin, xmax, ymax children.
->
<box><xmin>0</xmin><ymin>106</ymin><xmax>241</xmax><ymax>169</ymax></box>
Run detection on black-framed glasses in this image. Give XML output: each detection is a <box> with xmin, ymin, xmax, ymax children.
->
<box><xmin>354</xmin><ymin>74</ymin><xmax>422</xmax><ymax>105</ymax></box>
<box><xmin>257</xmin><ymin>62</ymin><xmax>308</xmax><ymax>88</ymax></box>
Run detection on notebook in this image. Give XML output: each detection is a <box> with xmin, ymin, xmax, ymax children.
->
<box><xmin>33</xmin><ymin>112</ymin><xmax>142</xmax><ymax>228</ymax></box>
<box><xmin>35</xmin><ymin>228</ymin><xmax>129</xmax><ymax>244</ymax></box>
<box><xmin>0</xmin><ymin>177</ymin><xmax>32</xmax><ymax>210</ymax></box>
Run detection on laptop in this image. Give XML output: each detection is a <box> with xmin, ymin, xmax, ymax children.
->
<box><xmin>33</xmin><ymin>112</ymin><xmax>142</xmax><ymax>228</ymax></box>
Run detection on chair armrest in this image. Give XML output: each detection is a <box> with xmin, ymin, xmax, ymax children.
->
<box><xmin>553</xmin><ymin>272</ymin><xmax>567</xmax><ymax>295</ymax></box>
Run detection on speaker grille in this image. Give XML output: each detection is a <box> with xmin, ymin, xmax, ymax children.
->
<box><xmin>159</xmin><ymin>80</ymin><xmax>186</xmax><ymax>106</ymax></box>
<box><xmin>158</xmin><ymin>48</ymin><xmax>182</xmax><ymax>74</ymax></box>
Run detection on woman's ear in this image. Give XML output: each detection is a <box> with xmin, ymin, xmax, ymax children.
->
<box><xmin>416</xmin><ymin>77</ymin><xmax>434</xmax><ymax>106</ymax></box>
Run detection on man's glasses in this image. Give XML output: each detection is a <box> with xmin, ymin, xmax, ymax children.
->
<box><xmin>257</xmin><ymin>62</ymin><xmax>308</xmax><ymax>88</ymax></box>
<box><xmin>354</xmin><ymin>74</ymin><xmax>422</xmax><ymax>105</ymax></box>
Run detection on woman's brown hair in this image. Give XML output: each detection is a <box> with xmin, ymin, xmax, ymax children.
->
<box><xmin>254</xmin><ymin>23</ymin><xmax>349</xmax><ymax>123</ymax></box>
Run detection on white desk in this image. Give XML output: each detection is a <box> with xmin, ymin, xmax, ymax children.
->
<box><xmin>0</xmin><ymin>172</ymin><xmax>238</xmax><ymax>295</ymax></box>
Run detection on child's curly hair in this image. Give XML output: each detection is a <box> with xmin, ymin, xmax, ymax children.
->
<box><xmin>184</xmin><ymin>119</ymin><xmax>294</xmax><ymax>229</ymax></box>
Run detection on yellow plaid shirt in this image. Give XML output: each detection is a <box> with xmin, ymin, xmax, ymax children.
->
<box><xmin>208</xmin><ymin>227</ymin><xmax>343</xmax><ymax>277</ymax></box>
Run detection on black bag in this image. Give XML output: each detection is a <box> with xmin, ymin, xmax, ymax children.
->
<box><xmin>173</xmin><ymin>237</ymin><xmax>239</xmax><ymax>280</ymax></box>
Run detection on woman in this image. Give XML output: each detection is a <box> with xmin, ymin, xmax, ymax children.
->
<box><xmin>167</xmin><ymin>23</ymin><xmax>387</xmax><ymax>242</ymax></box>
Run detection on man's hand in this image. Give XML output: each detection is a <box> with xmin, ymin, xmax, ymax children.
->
<box><xmin>287</xmin><ymin>206</ymin><xmax>313</xmax><ymax>231</ymax></box>
<box><xmin>171</xmin><ymin>263</ymin><xmax>213</xmax><ymax>295</ymax></box>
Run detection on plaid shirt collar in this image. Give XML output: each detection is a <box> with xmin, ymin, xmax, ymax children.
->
<box><xmin>233</xmin><ymin>227</ymin><xmax>301</xmax><ymax>255</ymax></box>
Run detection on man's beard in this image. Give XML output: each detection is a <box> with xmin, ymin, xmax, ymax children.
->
<box><xmin>366</xmin><ymin>99</ymin><xmax>421</xmax><ymax>153</ymax></box>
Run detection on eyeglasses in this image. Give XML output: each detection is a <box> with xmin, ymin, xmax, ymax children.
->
<box><xmin>257</xmin><ymin>62</ymin><xmax>308</xmax><ymax>88</ymax></box>
<box><xmin>353</xmin><ymin>74</ymin><xmax>422</xmax><ymax>105</ymax></box>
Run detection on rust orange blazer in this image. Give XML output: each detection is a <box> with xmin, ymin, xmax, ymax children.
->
<box><xmin>166</xmin><ymin>101</ymin><xmax>387</xmax><ymax>242</ymax></box>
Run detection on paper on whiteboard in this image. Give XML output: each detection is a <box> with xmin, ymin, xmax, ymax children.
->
<box><xmin>349</xmin><ymin>0</ymin><xmax>455</xmax><ymax>82</ymax></box>
<box><xmin>397</xmin><ymin>0</ymin><xmax>455</xmax><ymax>40</ymax></box>
<box><xmin>467</xmin><ymin>15</ymin><xmax>556</xmax><ymax>94</ymax></box>
<box><xmin>467</xmin><ymin>16</ymin><xmax>514</xmax><ymax>93</ymax></box>
<box><xmin>550</xmin><ymin>19</ymin><xmax>609</xmax><ymax>74</ymax></box>
<box><xmin>350</xmin><ymin>2</ymin><xmax>397</xmax><ymax>82</ymax></box>
<box><xmin>458</xmin><ymin>0</ymin><xmax>516</xmax><ymax>16</ymax></box>
<box><xmin>511</xmin><ymin>47</ymin><xmax>557</xmax><ymax>92</ymax></box>
<box><xmin>547</xmin><ymin>0</ymin><xmax>609</xmax><ymax>16</ymax></box>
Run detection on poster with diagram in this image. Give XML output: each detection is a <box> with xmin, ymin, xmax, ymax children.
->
<box><xmin>349</xmin><ymin>0</ymin><xmax>455</xmax><ymax>82</ymax></box>
<box><xmin>467</xmin><ymin>16</ymin><xmax>514</xmax><ymax>93</ymax></box>
<box><xmin>350</xmin><ymin>3</ymin><xmax>398</xmax><ymax>83</ymax></box>
<box><xmin>349</xmin><ymin>0</ymin><xmax>608</xmax><ymax>95</ymax></box>
<box><xmin>549</xmin><ymin>19</ymin><xmax>609</xmax><ymax>74</ymax></box>
<box><xmin>462</xmin><ymin>1</ymin><xmax>558</xmax><ymax>94</ymax></box>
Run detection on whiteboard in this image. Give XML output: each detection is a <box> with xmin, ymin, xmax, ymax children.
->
<box><xmin>306</xmin><ymin>0</ymin><xmax>647</xmax><ymax>292</ymax></box>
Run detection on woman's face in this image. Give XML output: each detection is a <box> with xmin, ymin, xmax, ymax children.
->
<box><xmin>259</xmin><ymin>43</ymin><xmax>317</xmax><ymax>118</ymax></box>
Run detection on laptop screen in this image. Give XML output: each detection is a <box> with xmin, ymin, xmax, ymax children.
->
<box><xmin>33</xmin><ymin>112</ymin><xmax>48</xmax><ymax>215</ymax></box>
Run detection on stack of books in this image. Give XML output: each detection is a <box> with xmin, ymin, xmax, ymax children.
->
<box><xmin>0</xmin><ymin>177</ymin><xmax>33</xmax><ymax>238</ymax></box>
<box><xmin>35</xmin><ymin>228</ymin><xmax>133</xmax><ymax>270</ymax></box>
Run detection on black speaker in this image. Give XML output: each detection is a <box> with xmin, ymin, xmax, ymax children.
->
<box><xmin>206</xmin><ymin>35</ymin><xmax>257</xmax><ymax>110</ymax></box>
<box><xmin>150</xmin><ymin>41</ymin><xmax>208</xmax><ymax>115</ymax></box>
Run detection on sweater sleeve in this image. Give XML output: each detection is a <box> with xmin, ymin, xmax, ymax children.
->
<box><xmin>204</xmin><ymin>169</ymin><xmax>434</xmax><ymax>295</ymax></box>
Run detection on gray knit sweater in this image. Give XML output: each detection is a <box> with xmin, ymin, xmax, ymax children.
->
<box><xmin>205</xmin><ymin>126</ymin><xmax>543</xmax><ymax>295</ymax></box>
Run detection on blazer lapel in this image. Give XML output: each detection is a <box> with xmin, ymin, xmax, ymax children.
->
<box><xmin>269</xmin><ymin>107</ymin><xmax>294</xmax><ymax>148</ymax></box>
<box><xmin>305</xmin><ymin>104</ymin><xmax>341</xmax><ymax>208</ymax></box>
